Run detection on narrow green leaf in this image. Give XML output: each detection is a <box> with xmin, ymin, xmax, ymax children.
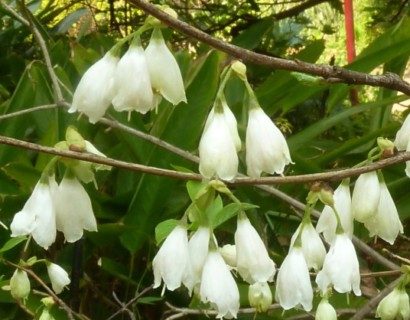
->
<box><xmin>0</xmin><ymin>236</ymin><xmax>26</xmax><ymax>253</ymax></box>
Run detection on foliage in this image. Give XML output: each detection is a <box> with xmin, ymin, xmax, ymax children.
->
<box><xmin>0</xmin><ymin>0</ymin><xmax>409</xmax><ymax>319</ymax></box>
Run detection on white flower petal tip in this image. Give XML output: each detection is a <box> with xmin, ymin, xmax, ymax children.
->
<box><xmin>235</xmin><ymin>215</ymin><xmax>275</xmax><ymax>283</ymax></box>
<box><xmin>70</xmin><ymin>52</ymin><xmax>119</xmax><ymax>123</ymax></box>
<box><xmin>246</xmin><ymin>107</ymin><xmax>292</xmax><ymax>178</ymax></box>
<box><xmin>275</xmin><ymin>247</ymin><xmax>313</xmax><ymax>311</ymax></box>
<box><xmin>351</xmin><ymin>171</ymin><xmax>380</xmax><ymax>223</ymax></box>
<box><xmin>200</xmin><ymin>250</ymin><xmax>240</xmax><ymax>319</ymax></box>
<box><xmin>145</xmin><ymin>29</ymin><xmax>186</xmax><ymax>105</ymax></box>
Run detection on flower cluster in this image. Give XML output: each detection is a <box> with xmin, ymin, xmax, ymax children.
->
<box><xmin>10</xmin><ymin>127</ymin><xmax>106</xmax><ymax>249</ymax></box>
<box><xmin>153</xmin><ymin>213</ymin><xmax>275</xmax><ymax>318</ymax></box>
<box><xmin>69</xmin><ymin>28</ymin><xmax>186</xmax><ymax>123</ymax></box>
<box><xmin>199</xmin><ymin>62</ymin><xmax>292</xmax><ymax>181</ymax></box>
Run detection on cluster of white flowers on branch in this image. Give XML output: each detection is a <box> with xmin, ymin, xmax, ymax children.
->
<box><xmin>69</xmin><ymin>16</ymin><xmax>186</xmax><ymax>123</ymax></box>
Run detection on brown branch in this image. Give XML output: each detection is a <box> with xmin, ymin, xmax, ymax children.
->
<box><xmin>273</xmin><ymin>0</ymin><xmax>334</xmax><ymax>20</ymax></box>
<box><xmin>0</xmin><ymin>135</ymin><xmax>410</xmax><ymax>185</ymax></box>
<box><xmin>128</xmin><ymin>0</ymin><xmax>410</xmax><ymax>95</ymax></box>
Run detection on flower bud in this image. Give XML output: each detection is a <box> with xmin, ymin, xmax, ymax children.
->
<box><xmin>376</xmin><ymin>287</ymin><xmax>410</xmax><ymax>320</ymax></box>
<box><xmin>315</xmin><ymin>298</ymin><xmax>337</xmax><ymax>320</ymax></box>
<box><xmin>219</xmin><ymin>244</ymin><xmax>237</xmax><ymax>268</ymax></box>
<box><xmin>248</xmin><ymin>282</ymin><xmax>272</xmax><ymax>312</ymax></box>
<box><xmin>10</xmin><ymin>269</ymin><xmax>30</xmax><ymax>300</ymax></box>
<box><xmin>39</xmin><ymin>308</ymin><xmax>55</xmax><ymax>320</ymax></box>
<box><xmin>231</xmin><ymin>61</ymin><xmax>247</xmax><ymax>80</ymax></box>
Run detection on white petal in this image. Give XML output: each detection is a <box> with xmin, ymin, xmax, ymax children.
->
<box><xmin>69</xmin><ymin>52</ymin><xmax>118</xmax><ymax>123</ymax></box>
<box><xmin>351</xmin><ymin>171</ymin><xmax>380</xmax><ymax>222</ymax></box>
<box><xmin>246</xmin><ymin>107</ymin><xmax>292</xmax><ymax>177</ymax></box>
<box><xmin>235</xmin><ymin>216</ymin><xmax>275</xmax><ymax>283</ymax></box>
<box><xmin>112</xmin><ymin>46</ymin><xmax>153</xmax><ymax>114</ymax></box>
<box><xmin>363</xmin><ymin>182</ymin><xmax>403</xmax><ymax>245</ymax></box>
<box><xmin>152</xmin><ymin>225</ymin><xmax>190</xmax><ymax>291</ymax></box>
<box><xmin>199</xmin><ymin>110</ymin><xmax>238</xmax><ymax>181</ymax></box>
<box><xmin>55</xmin><ymin>176</ymin><xmax>97</xmax><ymax>243</ymax></box>
<box><xmin>187</xmin><ymin>227</ymin><xmax>209</xmax><ymax>289</ymax></box>
<box><xmin>275</xmin><ymin>247</ymin><xmax>313</xmax><ymax>311</ymax></box>
<box><xmin>47</xmin><ymin>263</ymin><xmax>71</xmax><ymax>294</ymax></box>
<box><xmin>394</xmin><ymin>113</ymin><xmax>410</xmax><ymax>151</ymax></box>
<box><xmin>145</xmin><ymin>29</ymin><xmax>186</xmax><ymax>105</ymax></box>
<box><xmin>200</xmin><ymin>250</ymin><xmax>240</xmax><ymax>319</ymax></box>
<box><xmin>315</xmin><ymin>233</ymin><xmax>361</xmax><ymax>296</ymax></box>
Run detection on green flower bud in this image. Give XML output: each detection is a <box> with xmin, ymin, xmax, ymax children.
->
<box><xmin>248</xmin><ymin>282</ymin><xmax>272</xmax><ymax>312</ymax></box>
<box><xmin>10</xmin><ymin>269</ymin><xmax>30</xmax><ymax>300</ymax></box>
<box><xmin>231</xmin><ymin>61</ymin><xmax>247</xmax><ymax>81</ymax></box>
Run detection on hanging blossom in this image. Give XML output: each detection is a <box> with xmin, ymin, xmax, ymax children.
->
<box><xmin>46</xmin><ymin>262</ymin><xmax>71</xmax><ymax>294</ymax></box>
<box><xmin>10</xmin><ymin>176</ymin><xmax>58</xmax><ymax>250</ymax></box>
<box><xmin>235</xmin><ymin>213</ymin><xmax>275</xmax><ymax>283</ymax></box>
<box><xmin>152</xmin><ymin>224</ymin><xmax>191</xmax><ymax>292</ymax></box>
<box><xmin>395</xmin><ymin>114</ymin><xmax>410</xmax><ymax>177</ymax></box>
<box><xmin>199</xmin><ymin>249</ymin><xmax>240</xmax><ymax>319</ymax></box>
<box><xmin>69</xmin><ymin>51</ymin><xmax>119</xmax><ymax>123</ymax></box>
<box><xmin>186</xmin><ymin>226</ymin><xmax>210</xmax><ymax>292</ymax></box>
<box><xmin>376</xmin><ymin>287</ymin><xmax>410</xmax><ymax>320</ymax></box>
<box><xmin>145</xmin><ymin>28</ymin><xmax>186</xmax><ymax>106</ymax></box>
<box><xmin>290</xmin><ymin>220</ymin><xmax>326</xmax><ymax>272</ymax></box>
<box><xmin>362</xmin><ymin>180</ymin><xmax>403</xmax><ymax>245</ymax></box>
<box><xmin>112</xmin><ymin>38</ymin><xmax>154</xmax><ymax>114</ymax></box>
<box><xmin>246</xmin><ymin>101</ymin><xmax>292</xmax><ymax>178</ymax></box>
<box><xmin>54</xmin><ymin>173</ymin><xmax>98</xmax><ymax>243</ymax></box>
<box><xmin>275</xmin><ymin>246</ymin><xmax>313</xmax><ymax>311</ymax></box>
<box><xmin>351</xmin><ymin>171</ymin><xmax>381</xmax><ymax>223</ymax></box>
<box><xmin>316</xmin><ymin>180</ymin><xmax>353</xmax><ymax>244</ymax></box>
<box><xmin>315</xmin><ymin>233</ymin><xmax>361</xmax><ymax>296</ymax></box>
<box><xmin>199</xmin><ymin>102</ymin><xmax>239</xmax><ymax>181</ymax></box>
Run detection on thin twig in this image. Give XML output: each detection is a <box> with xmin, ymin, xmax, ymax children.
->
<box><xmin>5</xmin><ymin>261</ymin><xmax>76</xmax><ymax>320</ymax></box>
<box><xmin>0</xmin><ymin>0</ymin><xmax>29</xmax><ymax>25</ymax></box>
<box><xmin>19</xmin><ymin>0</ymin><xmax>64</xmax><ymax>103</ymax></box>
<box><xmin>129</xmin><ymin>0</ymin><xmax>410</xmax><ymax>95</ymax></box>
<box><xmin>0</xmin><ymin>104</ymin><xmax>61</xmax><ymax>121</ymax></box>
<box><xmin>106</xmin><ymin>284</ymin><xmax>154</xmax><ymax>320</ymax></box>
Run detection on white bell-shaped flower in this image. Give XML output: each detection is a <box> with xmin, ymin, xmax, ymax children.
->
<box><xmin>204</xmin><ymin>97</ymin><xmax>241</xmax><ymax>151</ymax></box>
<box><xmin>186</xmin><ymin>226</ymin><xmax>210</xmax><ymax>292</ymax></box>
<box><xmin>112</xmin><ymin>39</ymin><xmax>153</xmax><ymax>114</ymax></box>
<box><xmin>54</xmin><ymin>174</ymin><xmax>97</xmax><ymax>243</ymax></box>
<box><xmin>46</xmin><ymin>262</ymin><xmax>71</xmax><ymax>294</ymax></box>
<box><xmin>152</xmin><ymin>225</ymin><xmax>190</xmax><ymax>292</ymax></box>
<box><xmin>246</xmin><ymin>105</ymin><xmax>292</xmax><ymax>178</ymax></box>
<box><xmin>219</xmin><ymin>244</ymin><xmax>237</xmax><ymax>268</ymax></box>
<box><xmin>69</xmin><ymin>51</ymin><xmax>118</xmax><ymax>123</ymax></box>
<box><xmin>10</xmin><ymin>269</ymin><xmax>31</xmax><ymax>300</ymax></box>
<box><xmin>405</xmin><ymin>139</ymin><xmax>410</xmax><ymax>178</ymax></box>
<box><xmin>145</xmin><ymin>28</ymin><xmax>186</xmax><ymax>105</ymax></box>
<box><xmin>351</xmin><ymin>171</ymin><xmax>380</xmax><ymax>223</ymax></box>
<box><xmin>316</xmin><ymin>180</ymin><xmax>353</xmax><ymax>244</ymax></box>
<box><xmin>316</xmin><ymin>233</ymin><xmax>361</xmax><ymax>296</ymax></box>
<box><xmin>275</xmin><ymin>246</ymin><xmax>313</xmax><ymax>311</ymax></box>
<box><xmin>10</xmin><ymin>177</ymin><xmax>57</xmax><ymax>250</ymax></box>
<box><xmin>235</xmin><ymin>213</ymin><xmax>275</xmax><ymax>283</ymax></box>
<box><xmin>290</xmin><ymin>221</ymin><xmax>326</xmax><ymax>272</ymax></box>
<box><xmin>376</xmin><ymin>287</ymin><xmax>410</xmax><ymax>320</ymax></box>
<box><xmin>363</xmin><ymin>181</ymin><xmax>403</xmax><ymax>245</ymax></box>
<box><xmin>199</xmin><ymin>106</ymin><xmax>238</xmax><ymax>181</ymax></box>
<box><xmin>315</xmin><ymin>298</ymin><xmax>337</xmax><ymax>320</ymax></box>
<box><xmin>200</xmin><ymin>249</ymin><xmax>240</xmax><ymax>319</ymax></box>
<box><xmin>394</xmin><ymin>113</ymin><xmax>410</xmax><ymax>151</ymax></box>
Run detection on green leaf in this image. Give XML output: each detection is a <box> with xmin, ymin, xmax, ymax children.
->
<box><xmin>212</xmin><ymin>202</ymin><xmax>258</xmax><ymax>228</ymax></box>
<box><xmin>0</xmin><ymin>236</ymin><xmax>26</xmax><ymax>253</ymax></box>
<box><xmin>154</xmin><ymin>219</ymin><xmax>179</xmax><ymax>245</ymax></box>
<box><xmin>53</xmin><ymin>8</ymin><xmax>89</xmax><ymax>35</ymax></box>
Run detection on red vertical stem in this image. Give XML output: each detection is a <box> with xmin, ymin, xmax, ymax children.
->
<box><xmin>344</xmin><ymin>0</ymin><xmax>356</xmax><ymax>63</ymax></box>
